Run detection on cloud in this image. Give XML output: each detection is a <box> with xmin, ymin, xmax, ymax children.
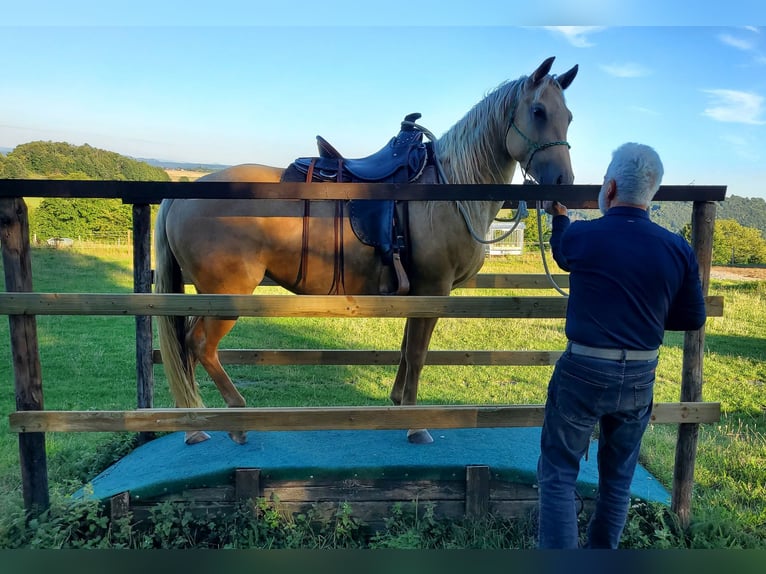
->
<box><xmin>600</xmin><ymin>62</ymin><xmax>651</xmax><ymax>78</ymax></box>
<box><xmin>719</xmin><ymin>33</ymin><xmax>755</xmax><ymax>51</ymax></box>
<box><xmin>543</xmin><ymin>26</ymin><xmax>605</xmax><ymax>48</ymax></box>
<box><xmin>702</xmin><ymin>89</ymin><xmax>765</xmax><ymax>125</ymax></box>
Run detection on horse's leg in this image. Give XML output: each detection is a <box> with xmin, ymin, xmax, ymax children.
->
<box><xmin>389</xmin><ymin>320</ymin><xmax>410</xmax><ymax>406</ymax></box>
<box><xmin>399</xmin><ymin>317</ymin><xmax>440</xmax><ymax>444</ymax></box>
<box><xmin>187</xmin><ymin>315</ymin><xmax>248</xmax><ymax>444</ymax></box>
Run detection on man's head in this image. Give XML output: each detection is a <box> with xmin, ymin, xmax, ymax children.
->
<box><xmin>598</xmin><ymin>142</ymin><xmax>664</xmax><ymax>214</ymax></box>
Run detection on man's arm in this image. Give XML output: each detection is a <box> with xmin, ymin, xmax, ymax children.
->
<box><xmin>543</xmin><ymin>201</ymin><xmax>571</xmax><ymax>271</ymax></box>
<box><xmin>665</xmin><ymin>255</ymin><xmax>707</xmax><ymax>331</ymax></box>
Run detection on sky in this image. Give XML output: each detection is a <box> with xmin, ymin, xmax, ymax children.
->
<box><xmin>2</xmin><ymin>2</ymin><xmax>766</xmax><ymax>199</ymax></box>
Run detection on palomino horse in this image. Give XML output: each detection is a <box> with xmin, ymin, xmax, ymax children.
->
<box><xmin>154</xmin><ymin>56</ymin><xmax>578</xmax><ymax>445</ymax></box>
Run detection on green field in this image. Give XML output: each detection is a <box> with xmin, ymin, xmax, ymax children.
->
<box><xmin>0</xmin><ymin>246</ymin><xmax>764</xmax><ymax>548</ymax></box>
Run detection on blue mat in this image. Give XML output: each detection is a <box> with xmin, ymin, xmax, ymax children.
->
<box><xmin>74</xmin><ymin>427</ymin><xmax>669</xmax><ymax>504</ymax></box>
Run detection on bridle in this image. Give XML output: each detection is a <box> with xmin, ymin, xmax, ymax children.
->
<box><xmin>507</xmin><ymin>108</ymin><xmax>571</xmax><ymax>179</ymax></box>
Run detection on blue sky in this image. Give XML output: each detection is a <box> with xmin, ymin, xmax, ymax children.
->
<box><xmin>2</xmin><ymin>2</ymin><xmax>766</xmax><ymax>199</ymax></box>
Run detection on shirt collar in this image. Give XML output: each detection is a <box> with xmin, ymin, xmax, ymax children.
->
<box><xmin>605</xmin><ymin>206</ymin><xmax>650</xmax><ymax>220</ymax></box>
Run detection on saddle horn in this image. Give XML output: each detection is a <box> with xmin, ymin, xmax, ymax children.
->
<box><xmin>530</xmin><ymin>56</ymin><xmax>556</xmax><ymax>85</ymax></box>
<box><xmin>556</xmin><ymin>64</ymin><xmax>579</xmax><ymax>90</ymax></box>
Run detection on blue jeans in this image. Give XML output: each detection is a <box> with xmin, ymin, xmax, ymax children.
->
<box><xmin>537</xmin><ymin>348</ymin><xmax>657</xmax><ymax>549</ymax></box>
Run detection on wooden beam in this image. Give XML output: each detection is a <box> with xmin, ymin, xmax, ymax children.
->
<box><xmin>0</xmin><ymin>179</ymin><xmax>728</xmax><ymax>204</ymax></box>
<box><xmin>8</xmin><ymin>402</ymin><xmax>720</xmax><ymax>433</ymax></box>
<box><xmin>0</xmin><ymin>197</ymin><xmax>50</xmax><ymax>514</ymax></box>
<box><xmin>465</xmin><ymin>465</ymin><xmax>491</xmax><ymax>518</ymax></box>
<box><xmin>673</xmin><ymin>200</ymin><xmax>717</xmax><ymax>527</ymax></box>
<box><xmin>152</xmin><ymin>349</ymin><xmax>565</xmax><ymax>366</ymax></box>
<box><xmin>0</xmin><ymin>292</ymin><xmax>724</xmax><ymax>318</ymax></box>
<box><xmin>248</xmin><ymin>273</ymin><xmax>571</xmax><ymax>290</ymax></box>
<box><xmin>132</xmin><ymin>204</ymin><xmax>154</xmax><ymax>445</ymax></box>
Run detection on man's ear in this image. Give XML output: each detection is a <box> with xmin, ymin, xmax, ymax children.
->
<box><xmin>606</xmin><ymin>179</ymin><xmax>617</xmax><ymax>202</ymax></box>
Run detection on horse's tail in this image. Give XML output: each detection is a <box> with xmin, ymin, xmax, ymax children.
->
<box><xmin>154</xmin><ymin>200</ymin><xmax>205</xmax><ymax>408</ymax></box>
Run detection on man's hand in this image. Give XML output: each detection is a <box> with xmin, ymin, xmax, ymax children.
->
<box><xmin>542</xmin><ymin>200</ymin><xmax>568</xmax><ymax>217</ymax></box>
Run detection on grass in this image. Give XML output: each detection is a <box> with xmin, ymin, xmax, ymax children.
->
<box><xmin>0</xmin><ymin>245</ymin><xmax>764</xmax><ymax>548</ymax></box>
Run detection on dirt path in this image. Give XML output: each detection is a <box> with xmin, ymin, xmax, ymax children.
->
<box><xmin>710</xmin><ymin>266</ymin><xmax>766</xmax><ymax>280</ymax></box>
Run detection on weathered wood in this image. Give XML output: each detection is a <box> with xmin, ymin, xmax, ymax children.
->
<box><xmin>673</xmin><ymin>201</ymin><xmax>717</xmax><ymax>528</ymax></box>
<box><xmin>110</xmin><ymin>491</ymin><xmax>130</xmax><ymax>520</ymax></box>
<box><xmin>9</xmin><ymin>402</ymin><xmax>720</xmax><ymax>433</ymax></box>
<box><xmin>0</xmin><ymin>292</ymin><xmax>724</xmax><ymax>318</ymax></box>
<box><xmin>0</xmin><ymin>179</ymin><xmax>728</xmax><ymax>204</ymax></box>
<box><xmin>132</xmin><ymin>204</ymin><xmax>154</xmax><ymax>445</ymax></box>
<box><xmin>153</xmin><ymin>349</ymin><xmax>565</xmax><ymax>366</ymax></box>
<box><xmin>465</xmin><ymin>465</ymin><xmax>491</xmax><ymax>518</ymax></box>
<box><xmin>0</xmin><ymin>197</ymin><xmax>49</xmax><ymax>514</ymax></box>
<box><xmin>235</xmin><ymin>468</ymin><xmax>261</xmax><ymax>500</ymax></box>
<box><xmin>231</xmin><ymin>272</ymin><xmax>572</xmax><ymax>290</ymax></box>
<box><xmin>260</xmin><ymin>478</ymin><xmax>466</xmax><ymax>502</ymax></box>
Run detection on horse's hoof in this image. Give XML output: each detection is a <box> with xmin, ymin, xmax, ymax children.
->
<box><xmin>407</xmin><ymin>429</ymin><xmax>434</xmax><ymax>444</ymax></box>
<box><xmin>228</xmin><ymin>430</ymin><xmax>248</xmax><ymax>445</ymax></box>
<box><xmin>185</xmin><ymin>430</ymin><xmax>211</xmax><ymax>445</ymax></box>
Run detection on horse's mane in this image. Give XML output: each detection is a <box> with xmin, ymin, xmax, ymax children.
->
<box><xmin>435</xmin><ymin>74</ymin><xmax>562</xmax><ymax>185</ymax></box>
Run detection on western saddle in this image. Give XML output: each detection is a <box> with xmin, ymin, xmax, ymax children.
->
<box><xmin>282</xmin><ymin>113</ymin><xmax>437</xmax><ymax>296</ymax></box>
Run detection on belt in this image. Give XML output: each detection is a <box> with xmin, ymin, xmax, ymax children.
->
<box><xmin>567</xmin><ymin>342</ymin><xmax>659</xmax><ymax>361</ymax></box>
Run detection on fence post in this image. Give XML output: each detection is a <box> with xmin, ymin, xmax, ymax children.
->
<box><xmin>133</xmin><ymin>204</ymin><xmax>155</xmax><ymax>444</ymax></box>
<box><xmin>671</xmin><ymin>200</ymin><xmax>716</xmax><ymax>528</ymax></box>
<box><xmin>0</xmin><ymin>197</ymin><xmax>50</xmax><ymax>514</ymax></box>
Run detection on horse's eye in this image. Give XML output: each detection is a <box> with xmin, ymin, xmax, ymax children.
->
<box><xmin>532</xmin><ymin>104</ymin><xmax>546</xmax><ymax>120</ymax></box>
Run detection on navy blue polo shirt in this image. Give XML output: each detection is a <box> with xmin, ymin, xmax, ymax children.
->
<box><xmin>550</xmin><ymin>206</ymin><xmax>707</xmax><ymax>350</ymax></box>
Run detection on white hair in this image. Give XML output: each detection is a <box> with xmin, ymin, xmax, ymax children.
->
<box><xmin>605</xmin><ymin>142</ymin><xmax>664</xmax><ymax>206</ymax></box>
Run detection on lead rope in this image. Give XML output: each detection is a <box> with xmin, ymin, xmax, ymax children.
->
<box><xmin>402</xmin><ymin>119</ymin><xmax>529</xmax><ymax>245</ymax></box>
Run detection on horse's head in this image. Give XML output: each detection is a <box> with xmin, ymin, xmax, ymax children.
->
<box><xmin>505</xmin><ymin>56</ymin><xmax>578</xmax><ymax>185</ymax></box>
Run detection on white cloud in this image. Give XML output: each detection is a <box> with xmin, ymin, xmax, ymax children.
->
<box><xmin>702</xmin><ymin>89</ymin><xmax>765</xmax><ymax>125</ymax></box>
<box><xmin>600</xmin><ymin>63</ymin><xmax>651</xmax><ymax>78</ymax></box>
<box><xmin>543</xmin><ymin>26</ymin><xmax>605</xmax><ymax>48</ymax></box>
<box><xmin>719</xmin><ymin>33</ymin><xmax>755</xmax><ymax>51</ymax></box>
<box><xmin>743</xmin><ymin>26</ymin><xmax>760</xmax><ymax>33</ymax></box>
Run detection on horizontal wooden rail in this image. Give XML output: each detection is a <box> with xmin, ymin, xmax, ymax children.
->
<box><xmin>248</xmin><ymin>273</ymin><xmax>571</xmax><ymax>290</ymax></box>
<box><xmin>0</xmin><ymin>293</ymin><xmax>724</xmax><ymax>318</ymax></box>
<box><xmin>8</xmin><ymin>402</ymin><xmax>721</xmax><ymax>433</ymax></box>
<box><xmin>152</xmin><ymin>349</ymin><xmax>565</xmax><ymax>366</ymax></box>
<box><xmin>0</xmin><ymin>180</ymin><xmax>728</xmax><ymax>205</ymax></box>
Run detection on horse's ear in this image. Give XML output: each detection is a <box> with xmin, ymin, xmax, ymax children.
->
<box><xmin>531</xmin><ymin>57</ymin><xmax>556</xmax><ymax>85</ymax></box>
<box><xmin>556</xmin><ymin>64</ymin><xmax>579</xmax><ymax>90</ymax></box>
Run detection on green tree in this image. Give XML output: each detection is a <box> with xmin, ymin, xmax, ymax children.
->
<box><xmin>0</xmin><ymin>156</ymin><xmax>31</xmax><ymax>178</ymax></box>
<box><xmin>522</xmin><ymin>208</ymin><xmax>551</xmax><ymax>249</ymax></box>
<box><xmin>682</xmin><ymin>219</ymin><xmax>766</xmax><ymax>265</ymax></box>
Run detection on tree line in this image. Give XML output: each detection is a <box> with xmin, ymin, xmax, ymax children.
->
<box><xmin>3</xmin><ymin>141</ymin><xmax>766</xmax><ymax>264</ymax></box>
<box><xmin>0</xmin><ymin>141</ymin><xmax>169</xmax><ymax>242</ymax></box>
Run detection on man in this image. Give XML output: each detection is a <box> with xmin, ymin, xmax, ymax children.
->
<box><xmin>536</xmin><ymin>142</ymin><xmax>707</xmax><ymax>549</ymax></box>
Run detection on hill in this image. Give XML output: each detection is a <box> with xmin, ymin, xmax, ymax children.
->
<box><xmin>0</xmin><ymin>141</ymin><xmax>170</xmax><ymax>181</ymax></box>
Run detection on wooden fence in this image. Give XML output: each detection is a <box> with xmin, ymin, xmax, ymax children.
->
<box><xmin>0</xmin><ymin>180</ymin><xmax>725</xmax><ymax>527</ymax></box>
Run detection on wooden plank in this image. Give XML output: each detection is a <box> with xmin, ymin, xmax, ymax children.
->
<box><xmin>460</xmin><ymin>274</ymin><xmax>569</xmax><ymax>289</ymax></box>
<box><xmin>0</xmin><ymin>292</ymin><xmax>724</xmax><ymax>318</ymax></box>
<box><xmin>228</xmin><ymin>273</ymin><xmax>571</xmax><ymax>290</ymax></box>
<box><xmin>8</xmin><ymin>402</ymin><xmax>720</xmax><ymax>433</ymax></box>
<box><xmin>260</xmin><ymin>479</ymin><xmax>466</xmax><ymax>502</ymax></box>
<box><xmin>0</xmin><ymin>197</ymin><xmax>50</xmax><ymax>514</ymax></box>
<box><xmin>132</xmin><ymin>204</ymin><xmax>155</xmax><ymax>445</ymax></box>
<box><xmin>110</xmin><ymin>491</ymin><xmax>130</xmax><ymax>520</ymax></box>
<box><xmin>0</xmin><ymin>293</ymin><xmax>567</xmax><ymax>318</ymax></box>
<box><xmin>235</xmin><ymin>468</ymin><xmax>261</xmax><ymax>500</ymax></box>
<box><xmin>465</xmin><ymin>465</ymin><xmax>490</xmax><ymax>518</ymax></box>
<box><xmin>673</xmin><ymin>200</ymin><xmax>717</xmax><ymax>528</ymax></box>
<box><xmin>152</xmin><ymin>349</ymin><xmax>564</xmax><ymax>366</ymax></box>
<box><xmin>0</xmin><ymin>179</ymin><xmax>728</xmax><ymax>204</ymax></box>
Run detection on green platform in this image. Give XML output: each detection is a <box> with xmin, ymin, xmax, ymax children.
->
<box><xmin>74</xmin><ymin>427</ymin><xmax>670</xmax><ymax>505</ymax></box>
